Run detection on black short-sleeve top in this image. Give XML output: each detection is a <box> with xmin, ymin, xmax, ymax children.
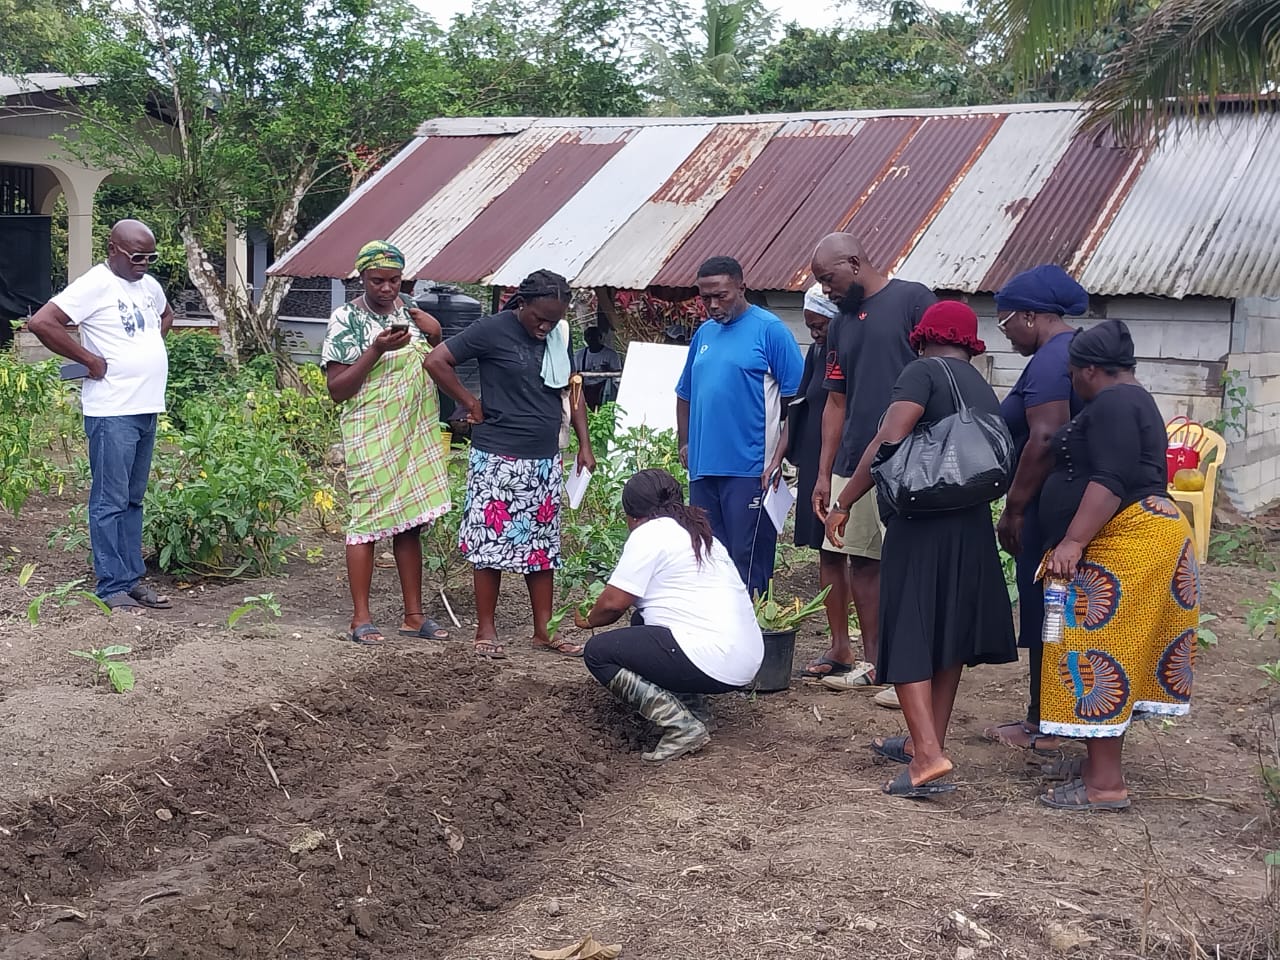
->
<box><xmin>444</xmin><ymin>310</ymin><xmax>562</xmax><ymax>460</ymax></box>
<box><xmin>1038</xmin><ymin>382</ymin><xmax>1168</xmax><ymax>546</ymax></box>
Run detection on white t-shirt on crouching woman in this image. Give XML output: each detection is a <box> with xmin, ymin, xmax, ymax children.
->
<box><xmin>607</xmin><ymin>516</ymin><xmax>763</xmax><ymax>687</ymax></box>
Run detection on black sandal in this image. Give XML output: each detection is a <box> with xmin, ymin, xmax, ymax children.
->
<box><xmin>799</xmin><ymin>656</ymin><xmax>853</xmax><ymax>678</ymax></box>
<box><xmin>883</xmin><ymin>768</ymin><xmax>957</xmax><ymax>798</ymax></box>
<box><xmin>1038</xmin><ymin>777</ymin><xmax>1130</xmax><ymax>812</ymax></box>
<box><xmin>871</xmin><ymin>734</ymin><xmax>914</xmax><ymax>764</ymax></box>
<box><xmin>129</xmin><ymin>584</ymin><xmax>172</xmax><ymax>609</ymax></box>
<box><xmin>399</xmin><ymin>613</ymin><xmax>450</xmax><ymax>640</ymax></box>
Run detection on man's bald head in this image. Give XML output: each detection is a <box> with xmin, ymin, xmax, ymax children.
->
<box><xmin>107</xmin><ymin>219</ymin><xmax>158</xmax><ymax>281</ymax></box>
<box><xmin>810</xmin><ymin>233</ymin><xmax>885</xmax><ymax>308</ymax></box>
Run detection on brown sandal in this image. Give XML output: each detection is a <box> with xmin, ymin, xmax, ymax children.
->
<box><xmin>474</xmin><ymin>639</ymin><xmax>506</xmax><ymax>659</ymax></box>
<box><xmin>533</xmin><ymin>637</ymin><xmax>584</xmax><ymax>658</ymax></box>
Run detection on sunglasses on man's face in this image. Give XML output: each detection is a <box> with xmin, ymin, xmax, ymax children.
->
<box><xmin>997</xmin><ymin>311</ymin><xmax>1017</xmax><ymax>330</ymax></box>
<box><xmin>119</xmin><ymin>248</ymin><xmax>160</xmax><ymax>265</ymax></box>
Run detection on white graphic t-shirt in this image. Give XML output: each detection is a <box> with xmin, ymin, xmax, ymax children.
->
<box><xmin>51</xmin><ymin>264</ymin><xmax>169</xmax><ymax>416</ymax></box>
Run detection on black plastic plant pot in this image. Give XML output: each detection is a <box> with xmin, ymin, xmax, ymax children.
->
<box><xmin>751</xmin><ymin>628</ymin><xmax>796</xmax><ymax>693</ymax></box>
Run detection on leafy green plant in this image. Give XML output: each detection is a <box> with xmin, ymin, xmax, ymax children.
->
<box><xmin>754</xmin><ymin>580</ymin><xmax>832</xmax><ymax>633</ymax></box>
<box><xmin>0</xmin><ymin>354</ymin><xmax>75</xmax><ymax>515</ymax></box>
<box><xmin>28</xmin><ymin>579</ymin><xmax>111</xmax><ymax>624</ymax></box>
<box><xmin>46</xmin><ymin>503</ymin><xmax>92</xmax><ymax>554</ymax></box>
<box><xmin>576</xmin><ymin>581</ymin><xmax>607</xmax><ymax>617</ymax></box>
<box><xmin>422</xmin><ymin>452</ymin><xmax>471</xmax><ymax>591</ymax></box>
<box><xmin>69</xmin><ymin>645</ymin><xmax>135</xmax><ymax>693</ymax></box>
<box><xmin>227</xmin><ymin>593</ymin><xmax>283</xmax><ymax>629</ymax></box>
<box><xmin>245</xmin><ymin>363</ymin><xmax>341</xmax><ymax>468</ymax></box>
<box><xmin>1205</xmin><ymin>368</ymin><xmax>1255</xmax><ymax>440</ymax></box>
<box><xmin>164</xmin><ymin>331</ymin><xmax>235</xmax><ymax>428</ymax></box>
<box><xmin>1209</xmin><ymin>525</ymin><xmax>1275</xmax><ymax>570</ymax></box>
<box><xmin>991</xmin><ymin>499</ymin><xmax>1019</xmax><ymax>602</ymax></box>
<box><xmin>1197</xmin><ymin>612</ymin><xmax>1219</xmax><ymax>649</ymax></box>
<box><xmin>1259</xmin><ymin>661</ymin><xmax>1280</xmax><ymax>686</ymax></box>
<box><xmin>1245</xmin><ymin>582</ymin><xmax>1280</xmax><ymax>639</ymax></box>
<box><xmin>145</xmin><ymin>400</ymin><xmax>309</xmax><ymax>576</ymax></box>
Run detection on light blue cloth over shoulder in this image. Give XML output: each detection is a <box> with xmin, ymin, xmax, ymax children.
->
<box><xmin>541</xmin><ymin>319</ymin><xmax>571</xmax><ymax>389</ymax></box>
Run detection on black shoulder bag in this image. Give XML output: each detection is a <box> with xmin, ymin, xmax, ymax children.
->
<box><xmin>871</xmin><ymin>358</ymin><xmax>1015</xmax><ymax>514</ymax></box>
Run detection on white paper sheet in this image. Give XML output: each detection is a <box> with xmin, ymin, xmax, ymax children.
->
<box><xmin>566</xmin><ymin>464</ymin><xmax>592</xmax><ymax>510</ymax></box>
<box><xmin>763</xmin><ymin>482</ymin><xmax>796</xmax><ymax>534</ymax></box>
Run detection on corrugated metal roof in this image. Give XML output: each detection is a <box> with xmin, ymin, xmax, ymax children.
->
<box><xmin>896</xmin><ymin>110</ymin><xmax>1081</xmax><ymax>287</ymax></box>
<box><xmin>418</xmin><ymin>129</ymin><xmax>632</xmax><ymax>283</ymax></box>
<box><xmin>575</xmin><ymin>122</ymin><xmax>781</xmax><ymax>288</ymax></box>
<box><xmin>271</xmin><ymin>136</ymin><xmax>495</xmax><ymax>279</ymax></box>
<box><xmin>278</xmin><ymin>104</ymin><xmax>1280</xmax><ymax>300</ymax></box>
<box><xmin>0</xmin><ymin>73</ymin><xmax>98</xmax><ymax>98</ymax></box>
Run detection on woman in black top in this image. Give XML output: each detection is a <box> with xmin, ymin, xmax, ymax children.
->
<box><xmin>1035</xmin><ymin>320</ymin><xmax>1198</xmax><ymax>812</ymax></box>
<box><xmin>825</xmin><ymin>301</ymin><xmax>1016</xmax><ymax>798</ymax></box>
<box><xmin>425</xmin><ymin>270</ymin><xmax>597</xmax><ymax>660</ymax></box>
<box><xmin>764</xmin><ymin>285</ymin><xmax>865</xmax><ymax>681</ymax></box>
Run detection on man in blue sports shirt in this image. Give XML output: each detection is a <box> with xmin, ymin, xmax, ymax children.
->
<box><xmin>676</xmin><ymin>256</ymin><xmax>804</xmax><ymax>597</ymax></box>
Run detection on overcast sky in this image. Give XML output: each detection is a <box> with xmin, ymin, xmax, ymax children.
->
<box><xmin>417</xmin><ymin>0</ymin><xmax>969</xmax><ymax>32</ymax></box>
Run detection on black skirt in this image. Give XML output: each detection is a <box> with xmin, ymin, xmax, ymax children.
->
<box><xmin>877</xmin><ymin>503</ymin><xmax>1017</xmax><ymax>685</ymax></box>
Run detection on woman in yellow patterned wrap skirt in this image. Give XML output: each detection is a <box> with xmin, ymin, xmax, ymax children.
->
<box><xmin>1037</xmin><ymin>320</ymin><xmax>1198</xmax><ymax>812</ymax></box>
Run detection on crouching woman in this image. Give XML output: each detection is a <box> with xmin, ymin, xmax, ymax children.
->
<box><xmin>576</xmin><ymin>469</ymin><xmax>763</xmax><ymax>762</ymax></box>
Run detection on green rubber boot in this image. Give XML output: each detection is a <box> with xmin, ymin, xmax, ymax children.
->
<box><xmin>677</xmin><ymin>693</ymin><xmax>716</xmax><ymax>732</ymax></box>
<box><xmin>607</xmin><ymin>669</ymin><xmax>710</xmax><ymax>762</ymax></box>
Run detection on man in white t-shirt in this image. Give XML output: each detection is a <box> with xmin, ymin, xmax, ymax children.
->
<box><xmin>28</xmin><ymin>219</ymin><xmax>174</xmax><ymax>612</ymax></box>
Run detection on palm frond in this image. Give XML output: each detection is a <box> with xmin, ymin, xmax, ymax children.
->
<box><xmin>1082</xmin><ymin>0</ymin><xmax>1280</xmax><ymax>141</ymax></box>
<box><xmin>986</xmin><ymin>0</ymin><xmax>1135</xmax><ymax>77</ymax></box>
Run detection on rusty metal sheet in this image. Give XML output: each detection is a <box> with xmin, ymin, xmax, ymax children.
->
<box><xmin>394</xmin><ymin>127</ymin><xmax>568</xmax><ymax>279</ymax></box>
<box><xmin>747</xmin><ymin>116</ymin><xmax>920</xmax><ymax>290</ymax></box>
<box><xmin>843</xmin><ymin>113</ymin><xmax>1004</xmax><ymax>281</ymax></box>
<box><xmin>418</xmin><ymin>130</ymin><xmax>633</xmax><ymax>283</ymax></box>
<box><xmin>575</xmin><ymin>121</ymin><xmax>782</xmax><ymax>288</ymax></box>
<box><xmin>491</xmin><ymin>124</ymin><xmax>713</xmax><ymax>287</ymax></box>
<box><xmin>897</xmin><ymin>108</ymin><xmax>1080</xmax><ymax>290</ymax></box>
<box><xmin>269</xmin><ymin>136</ymin><xmax>494</xmax><ymax>278</ymax></box>
<box><xmin>980</xmin><ymin>130</ymin><xmax>1143</xmax><ymax>293</ymax></box>
<box><xmin>651</xmin><ymin>123</ymin><xmax>867</xmax><ymax>288</ymax></box>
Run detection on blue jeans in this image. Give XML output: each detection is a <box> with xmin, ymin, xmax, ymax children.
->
<box><xmin>85</xmin><ymin>414</ymin><xmax>157</xmax><ymax>599</ymax></box>
<box><xmin>690</xmin><ymin>475</ymin><xmax>776</xmax><ymax>598</ymax></box>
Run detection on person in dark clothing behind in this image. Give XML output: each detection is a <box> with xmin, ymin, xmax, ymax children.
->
<box><xmin>574</xmin><ymin>326</ymin><xmax>622</xmax><ymax>410</ymax></box>
<box><xmin>764</xmin><ymin>284</ymin><xmax>868</xmax><ymax>682</ymax></box>
<box><xmin>809</xmin><ymin>233</ymin><xmax>936</xmax><ymax>703</ymax></box>
<box><xmin>983</xmin><ymin>264</ymin><xmax>1088</xmax><ymax>752</ymax></box>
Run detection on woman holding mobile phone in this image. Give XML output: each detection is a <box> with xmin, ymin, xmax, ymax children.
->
<box><xmin>322</xmin><ymin>240</ymin><xmax>452</xmax><ymax>647</ymax></box>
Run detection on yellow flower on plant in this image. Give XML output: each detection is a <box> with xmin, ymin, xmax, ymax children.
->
<box><xmin>199</xmin><ymin>470</ymin><xmax>207</xmax><ymax>479</ymax></box>
<box><xmin>175</xmin><ymin>482</ymin><xmax>184</xmax><ymax>491</ymax></box>
<box><xmin>312</xmin><ymin>488</ymin><xmax>335</xmax><ymax>512</ymax></box>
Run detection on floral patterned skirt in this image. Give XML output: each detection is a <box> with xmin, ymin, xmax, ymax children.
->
<box><xmin>459</xmin><ymin>448</ymin><xmax>561</xmax><ymax>573</ymax></box>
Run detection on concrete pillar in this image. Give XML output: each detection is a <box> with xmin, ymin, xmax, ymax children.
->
<box><xmin>225</xmin><ymin>220</ymin><xmax>249</xmax><ymax>299</ymax></box>
<box><xmin>47</xmin><ymin>165</ymin><xmax>108</xmax><ymax>282</ymax></box>
<box><xmin>331</xmin><ymin>278</ymin><xmax>346</xmax><ymax>311</ymax></box>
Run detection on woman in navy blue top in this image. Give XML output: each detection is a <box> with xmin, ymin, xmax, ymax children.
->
<box><xmin>984</xmin><ymin>265</ymin><xmax>1088</xmax><ymax>752</ymax></box>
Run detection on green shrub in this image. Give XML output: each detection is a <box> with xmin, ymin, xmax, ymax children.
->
<box><xmin>164</xmin><ymin>331</ymin><xmax>234</xmax><ymax>427</ymax></box>
<box><xmin>245</xmin><ymin>363</ymin><xmax>340</xmax><ymax>468</ymax></box>
<box><xmin>145</xmin><ymin>399</ymin><xmax>309</xmax><ymax>576</ymax></box>
<box><xmin>0</xmin><ymin>355</ymin><xmax>75</xmax><ymax>515</ymax></box>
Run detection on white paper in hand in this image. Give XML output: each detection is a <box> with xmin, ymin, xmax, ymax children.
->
<box><xmin>566</xmin><ymin>464</ymin><xmax>592</xmax><ymax>510</ymax></box>
<box><xmin>763</xmin><ymin>482</ymin><xmax>796</xmax><ymax>533</ymax></box>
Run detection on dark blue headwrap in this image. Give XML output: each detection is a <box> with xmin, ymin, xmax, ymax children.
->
<box><xmin>994</xmin><ymin>264</ymin><xmax>1089</xmax><ymax>316</ymax></box>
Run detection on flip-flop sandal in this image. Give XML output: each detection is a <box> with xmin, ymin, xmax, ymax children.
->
<box><xmin>1034</xmin><ymin>757</ymin><xmax>1085</xmax><ymax>782</ymax></box>
<box><xmin>882</xmin><ymin>768</ymin><xmax>957</xmax><ymax>798</ymax></box>
<box><xmin>820</xmin><ymin>662</ymin><xmax>876</xmax><ymax>690</ymax></box>
<box><xmin>1038</xmin><ymin>777</ymin><xmax>1130</xmax><ymax>812</ymax></box>
<box><xmin>399</xmin><ymin>617</ymin><xmax>450</xmax><ymax>640</ymax></box>
<box><xmin>474</xmin><ymin>640</ymin><xmax>506</xmax><ymax>659</ymax></box>
<box><xmin>347</xmin><ymin>623</ymin><xmax>384</xmax><ymax>646</ymax></box>
<box><xmin>799</xmin><ymin>656</ymin><xmax>853</xmax><ymax>678</ymax></box>
<box><xmin>871</xmin><ymin>734</ymin><xmax>914</xmax><ymax>764</ymax></box>
<box><xmin>103</xmin><ymin>591</ymin><xmax>145</xmax><ymax>615</ymax></box>
<box><xmin>533</xmin><ymin>638</ymin><xmax>584</xmax><ymax>658</ymax></box>
<box><xmin>128</xmin><ymin>584</ymin><xmax>172</xmax><ymax>609</ymax></box>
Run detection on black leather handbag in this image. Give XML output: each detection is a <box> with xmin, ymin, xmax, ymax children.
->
<box><xmin>871</xmin><ymin>358</ymin><xmax>1014</xmax><ymax>514</ymax></box>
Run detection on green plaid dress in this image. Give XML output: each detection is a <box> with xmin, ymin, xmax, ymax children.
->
<box><xmin>321</xmin><ymin>300</ymin><xmax>451</xmax><ymax>544</ymax></box>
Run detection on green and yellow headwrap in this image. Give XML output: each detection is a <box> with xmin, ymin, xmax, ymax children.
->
<box><xmin>354</xmin><ymin>240</ymin><xmax>405</xmax><ymax>274</ymax></box>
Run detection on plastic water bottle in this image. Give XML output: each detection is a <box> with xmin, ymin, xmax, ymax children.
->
<box><xmin>1042</xmin><ymin>578</ymin><xmax>1069</xmax><ymax>645</ymax></box>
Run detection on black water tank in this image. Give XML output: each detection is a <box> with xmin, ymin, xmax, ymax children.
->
<box><xmin>416</xmin><ymin>285</ymin><xmax>482</xmax><ymax>422</ymax></box>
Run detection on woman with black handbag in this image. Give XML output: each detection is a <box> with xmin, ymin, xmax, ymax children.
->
<box><xmin>824</xmin><ymin>300</ymin><xmax>1016</xmax><ymax>798</ymax></box>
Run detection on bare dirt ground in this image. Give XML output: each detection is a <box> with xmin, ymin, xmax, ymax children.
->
<box><xmin>1</xmin><ymin>491</ymin><xmax>1277</xmax><ymax>960</ymax></box>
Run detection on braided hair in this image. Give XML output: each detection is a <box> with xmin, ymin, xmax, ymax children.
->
<box><xmin>621</xmin><ymin>469</ymin><xmax>714</xmax><ymax>566</ymax></box>
<box><xmin>505</xmin><ymin>269</ymin><xmax>572</xmax><ymax>309</ymax></box>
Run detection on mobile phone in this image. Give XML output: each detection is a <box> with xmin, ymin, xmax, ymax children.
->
<box><xmin>60</xmin><ymin>362</ymin><xmax>90</xmax><ymax>381</ymax></box>
<box><xmin>389</xmin><ymin>323</ymin><xmax>409</xmax><ymax>334</ymax></box>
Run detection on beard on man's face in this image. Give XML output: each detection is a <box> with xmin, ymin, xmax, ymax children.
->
<box><xmin>836</xmin><ymin>283</ymin><xmax>865</xmax><ymax>316</ymax></box>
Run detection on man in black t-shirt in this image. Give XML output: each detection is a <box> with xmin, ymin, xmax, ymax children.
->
<box><xmin>808</xmin><ymin>233</ymin><xmax>936</xmax><ymax>696</ymax></box>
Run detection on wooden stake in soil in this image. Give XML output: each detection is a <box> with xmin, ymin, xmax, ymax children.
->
<box><xmin>253</xmin><ymin>734</ymin><xmax>290</xmax><ymax>800</ymax></box>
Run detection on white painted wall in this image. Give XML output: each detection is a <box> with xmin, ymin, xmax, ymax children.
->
<box><xmin>1225</xmin><ymin>296</ymin><xmax>1280</xmax><ymax>512</ymax></box>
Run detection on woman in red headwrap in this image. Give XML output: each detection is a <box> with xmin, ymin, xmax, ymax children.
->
<box><xmin>825</xmin><ymin>300</ymin><xmax>1016</xmax><ymax>798</ymax></box>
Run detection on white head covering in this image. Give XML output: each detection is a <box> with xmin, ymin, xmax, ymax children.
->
<box><xmin>803</xmin><ymin>282</ymin><xmax>838</xmax><ymax>319</ymax></box>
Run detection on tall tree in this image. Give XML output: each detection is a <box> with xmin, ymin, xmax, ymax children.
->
<box><xmin>985</xmin><ymin>0</ymin><xmax>1278</xmax><ymax>139</ymax></box>
<box><xmin>60</xmin><ymin>0</ymin><xmax>461</xmax><ymax>377</ymax></box>
<box><xmin>0</xmin><ymin>0</ymin><xmax>80</xmax><ymax>72</ymax></box>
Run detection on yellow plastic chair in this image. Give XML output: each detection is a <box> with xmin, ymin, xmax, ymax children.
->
<box><xmin>1165</xmin><ymin>421</ymin><xmax>1226</xmax><ymax>565</ymax></box>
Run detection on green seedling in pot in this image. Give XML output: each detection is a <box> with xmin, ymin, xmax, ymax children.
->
<box><xmin>70</xmin><ymin>645</ymin><xmax>135</xmax><ymax>693</ymax></box>
<box><xmin>754</xmin><ymin>580</ymin><xmax>832</xmax><ymax>633</ymax></box>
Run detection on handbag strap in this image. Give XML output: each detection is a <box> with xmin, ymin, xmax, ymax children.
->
<box><xmin>930</xmin><ymin>357</ymin><xmax>972</xmax><ymax>423</ymax></box>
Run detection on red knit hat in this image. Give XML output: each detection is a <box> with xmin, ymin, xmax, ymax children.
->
<box><xmin>909</xmin><ymin>299</ymin><xmax>986</xmax><ymax>355</ymax></box>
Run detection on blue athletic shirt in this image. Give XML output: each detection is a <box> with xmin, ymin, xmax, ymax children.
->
<box><xmin>675</xmin><ymin>304</ymin><xmax>804</xmax><ymax>481</ymax></box>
